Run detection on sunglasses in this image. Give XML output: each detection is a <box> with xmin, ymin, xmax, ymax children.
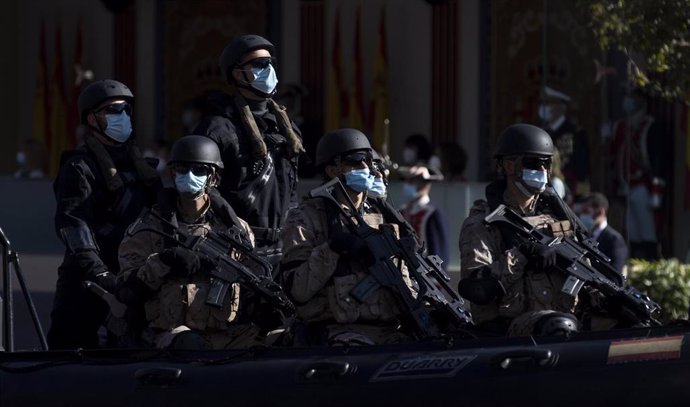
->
<box><xmin>521</xmin><ymin>156</ymin><xmax>552</xmax><ymax>170</ymax></box>
<box><xmin>171</xmin><ymin>163</ymin><xmax>211</xmax><ymax>176</ymax></box>
<box><xmin>240</xmin><ymin>56</ymin><xmax>276</xmax><ymax>70</ymax></box>
<box><xmin>338</xmin><ymin>151</ymin><xmax>374</xmax><ymax>166</ymax></box>
<box><xmin>97</xmin><ymin>103</ymin><xmax>132</xmax><ymax>116</ymax></box>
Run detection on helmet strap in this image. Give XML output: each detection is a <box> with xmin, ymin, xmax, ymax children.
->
<box><xmin>235</xmin><ymin>79</ymin><xmax>275</xmax><ymax>99</ymax></box>
<box><xmin>514</xmin><ymin>180</ymin><xmax>537</xmax><ymax>198</ymax></box>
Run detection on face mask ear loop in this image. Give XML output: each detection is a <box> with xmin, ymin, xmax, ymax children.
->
<box><xmin>203</xmin><ymin>168</ymin><xmax>216</xmax><ymax>193</ymax></box>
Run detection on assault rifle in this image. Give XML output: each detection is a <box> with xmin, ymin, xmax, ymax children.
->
<box><xmin>484</xmin><ymin>204</ymin><xmax>660</xmax><ymax>326</ymax></box>
<box><xmin>127</xmin><ymin>210</ymin><xmax>295</xmax><ymax>316</ymax></box>
<box><xmin>310</xmin><ymin>178</ymin><xmax>472</xmax><ymax>339</ymax></box>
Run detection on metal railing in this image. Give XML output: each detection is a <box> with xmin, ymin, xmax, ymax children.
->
<box><xmin>0</xmin><ymin>227</ymin><xmax>48</xmax><ymax>351</ymax></box>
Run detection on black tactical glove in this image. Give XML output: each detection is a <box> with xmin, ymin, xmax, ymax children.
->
<box><xmin>520</xmin><ymin>242</ymin><xmax>558</xmax><ymax>270</ymax></box>
<box><xmin>158</xmin><ymin>247</ymin><xmax>215</xmax><ymax>278</ymax></box>
<box><xmin>457</xmin><ymin>267</ymin><xmax>505</xmax><ymax>305</ymax></box>
<box><xmin>92</xmin><ymin>270</ymin><xmax>118</xmax><ymax>293</ymax></box>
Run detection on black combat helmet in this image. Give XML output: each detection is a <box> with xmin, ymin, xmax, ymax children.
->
<box><xmin>219</xmin><ymin>34</ymin><xmax>276</xmax><ymax>84</ymax></box>
<box><xmin>169</xmin><ymin>135</ymin><xmax>224</xmax><ymax>170</ymax></box>
<box><xmin>78</xmin><ymin>79</ymin><xmax>134</xmax><ymax>125</ymax></box>
<box><xmin>494</xmin><ymin>123</ymin><xmax>553</xmax><ymax>158</ymax></box>
<box><xmin>315</xmin><ymin>128</ymin><xmax>372</xmax><ymax>169</ymax></box>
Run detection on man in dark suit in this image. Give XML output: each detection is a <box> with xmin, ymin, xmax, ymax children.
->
<box><xmin>579</xmin><ymin>192</ymin><xmax>629</xmax><ymax>275</ymax></box>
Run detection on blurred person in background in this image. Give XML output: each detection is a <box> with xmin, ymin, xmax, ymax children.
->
<box><xmin>578</xmin><ymin>192</ymin><xmax>628</xmax><ymax>276</ymax></box>
<box><xmin>537</xmin><ymin>86</ymin><xmax>590</xmax><ymax>200</ymax></box>
<box><xmin>399</xmin><ymin>165</ymin><xmax>449</xmax><ymax>271</ymax></box>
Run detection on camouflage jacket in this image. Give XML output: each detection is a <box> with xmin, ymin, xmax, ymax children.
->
<box><xmin>118</xmin><ymin>203</ymin><xmax>255</xmax><ymax>332</ymax></box>
<box><xmin>459</xmin><ymin>189</ymin><xmax>576</xmax><ymax>324</ymax></box>
<box><xmin>280</xmin><ymin>197</ymin><xmax>413</xmax><ymax>325</ymax></box>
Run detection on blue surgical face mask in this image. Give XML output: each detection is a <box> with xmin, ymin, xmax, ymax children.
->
<box><xmin>622</xmin><ymin>96</ymin><xmax>637</xmax><ymax>114</ymax></box>
<box><xmin>104</xmin><ymin>111</ymin><xmax>133</xmax><ymax>143</ymax></box>
<box><xmin>174</xmin><ymin>171</ymin><xmax>208</xmax><ymax>195</ymax></box>
<box><xmin>16</xmin><ymin>152</ymin><xmax>26</xmax><ymax>166</ymax></box>
<box><xmin>519</xmin><ymin>169</ymin><xmax>548</xmax><ymax>194</ymax></box>
<box><xmin>538</xmin><ymin>104</ymin><xmax>552</xmax><ymax>121</ymax></box>
<box><xmin>579</xmin><ymin>214</ymin><xmax>595</xmax><ymax>232</ymax></box>
<box><xmin>250</xmin><ymin>65</ymin><xmax>278</xmax><ymax>95</ymax></box>
<box><xmin>344</xmin><ymin>168</ymin><xmax>375</xmax><ymax>193</ymax></box>
<box><xmin>369</xmin><ymin>177</ymin><xmax>387</xmax><ymax>198</ymax></box>
<box><xmin>402</xmin><ymin>183</ymin><xmax>419</xmax><ymax>201</ymax></box>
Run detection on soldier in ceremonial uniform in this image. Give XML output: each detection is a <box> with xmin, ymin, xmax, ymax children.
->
<box><xmin>609</xmin><ymin>89</ymin><xmax>670</xmax><ymax>259</ymax></box>
<box><xmin>537</xmin><ymin>86</ymin><xmax>590</xmax><ymax>200</ymax></box>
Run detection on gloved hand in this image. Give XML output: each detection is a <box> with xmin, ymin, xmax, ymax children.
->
<box><xmin>520</xmin><ymin>241</ymin><xmax>558</xmax><ymax>270</ymax></box>
<box><xmin>115</xmin><ymin>273</ymin><xmax>155</xmax><ymax>306</ymax></box>
<box><xmin>329</xmin><ymin>231</ymin><xmax>369</xmax><ymax>258</ymax></box>
<box><xmin>457</xmin><ymin>267</ymin><xmax>505</xmax><ymax>305</ymax></box>
<box><xmin>93</xmin><ymin>270</ymin><xmax>118</xmax><ymax>293</ymax></box>
<box><xmin>158</xmin><ymin>247</ymin><xmax>214</xmax><ymax>278</ymax></box>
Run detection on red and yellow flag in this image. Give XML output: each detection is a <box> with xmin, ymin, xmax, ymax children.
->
<box><xmin>31</xmin><ymin>19</ymin><xmax>50</xmax><ymax>166</ymax></box>
<box><xmin>368</xmin><ymin>6</ymin><xmax>389</xmax><ymax>152</ymax></box>
<box><xmin>49</xmin><ymin>25</ymin><xmax>69</xmax><ymax>176</ymax></box>
<box><xmin>348</xmin><ymin>3</ymin><xmax>364</xmax><ymax>131</ymax></box>
<box><xmin>66</xmin><ymin>19</ymin><xmax>84</xmax><ymax>150</ymax></box>
<box><xmin>325</xmin><ymin>4</ymin><xmax>348</xmax><ymax>132</ymax></box>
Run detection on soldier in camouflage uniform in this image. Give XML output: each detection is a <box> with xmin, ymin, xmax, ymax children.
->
<box><xmin>280</xmin><ymin>128</ymin><xmax>414</xmax><ymax>346</ymax></box>
<box><xmin>458</xmin><ymin>124</ymin><xmax>589</xmax><ymax>337</ymax></box>
<box><xmin>116</xmin><ymin>136</ymin><xmax>261</xmax><ymax>350</ymax></box>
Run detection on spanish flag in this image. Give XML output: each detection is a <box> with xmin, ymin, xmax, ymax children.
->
<box><xmin>31</xmin><ymin>19</ymin><xmax>50</xmax><ymax>170</ymax></box>
<box><xmin>49</xmin><ymin>24</ymin><xmax>69</xmax><ymax>177</ymax></box>
<box><xmin>325</xmin><ymin>3</ymin><xmax>348</xmax><ymax>132</ymax></box>
<box><xmin>66</xmin><ymin>19</ymin><xmax>84</xmax><ymax>150</ymax></box>
<box><xmin>348</xmin><ymin>2</ymin><xmax>364</xmax><ymax>131</ymax></box>
<box><xmin>368</xmin><ymin>6</ymin><xmax>389</xmax><ymax>152</ymax></box>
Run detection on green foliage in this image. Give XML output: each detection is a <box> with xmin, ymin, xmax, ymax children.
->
<box><xmin>627</xmin><ymin>258</ymin><xmax>690</xmax><ymax>323</ymax></box>
<box><xmin>577</xmin><ymin>0</ymin><xmax>690</xmax><ymax>100</ymax></box>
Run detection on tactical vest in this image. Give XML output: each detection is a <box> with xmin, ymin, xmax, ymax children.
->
<box><xmin>56</xmin><ymin>138</ymin><xmax>160</xmax><ymax>272</ymax></box>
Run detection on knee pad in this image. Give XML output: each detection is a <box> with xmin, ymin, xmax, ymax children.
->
<box><xmin>534</xmin><ymin>312</ymin><xmax>579</xmax><ymax>337</ymax></box>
